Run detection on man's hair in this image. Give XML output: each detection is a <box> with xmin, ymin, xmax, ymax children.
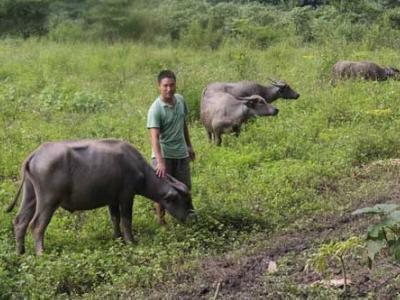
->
<box><xmin>158</xmin><ymin>70</ymin><xmax>176</xmax><ymax>83</ymax></box>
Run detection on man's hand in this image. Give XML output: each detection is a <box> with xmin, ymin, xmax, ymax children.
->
<box><xmin>155</xmin><ymin>159</ymin><xmax>166</xmax><ymax>178</ymax></box>
<box><xmin>188</xmin><ymin>146</ymin><xmax>196</xmax><ymax>161</ymax></box>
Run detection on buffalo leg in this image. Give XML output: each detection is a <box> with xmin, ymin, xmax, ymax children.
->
<box><xmin>14</xmin><ymin>180</ymin><xmax>36</xmax><ymax>255</ymax></box>
<box><xmin>108</xmin><ymin>204</ymin><xmax>122</xmax><ymax>239</ymax></box>
<box><xmin>29</xmin><ymin>199</ymin><xmax>58</xmax><ymax>255</ymax></box>
<box><xmin>119</xmin><ymin>196</ymin><xmax>135</xmax><ymax>243</ymax></box>
<box><xmin>233</xmin><ymin>126</ymin><xmax>241</xmax><ymax>137</ymax></box>
<box><xmin>206</xmin><ymin>130</ymin><xmax>212</xmax><ymax>142</ymax></box>
<box><xmin>214</xmin><ymin>130</ymin><xmax>222</xmax><ymax>146</ymax></box>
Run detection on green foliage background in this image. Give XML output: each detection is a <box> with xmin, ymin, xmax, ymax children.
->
<box><xmin>1</xmin><ymin>0</ymin><xmax>400</xmax><ymax>298</ymax></box>
<box><xmin>1</xmin><ymin>0</ymin><xmax>400</xmax><ymax>49</ymax></box>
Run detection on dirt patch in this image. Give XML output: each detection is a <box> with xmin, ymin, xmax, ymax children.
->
<box><xmin>138</xmin><ymin>174</ymin><xmax>400</xmax><ymax>299</ymax></box>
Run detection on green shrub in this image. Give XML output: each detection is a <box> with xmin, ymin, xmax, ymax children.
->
<box><xmin>386</xmin><ymin>8</ymin><xmax>400</xmax><ymax>29</ymax></box>
<box><xmin>48</xmin><ymin>18</ymin><xmax>87</xmax><ymax>42</ymax></box>
<box><xmin>69</xmin><ymin>90</ymin><xmax>110</xmax><ymax>113</ymax></box>
<box><xmin>180</xmin><ymin>18</ymin><xmax>223</xmax><ymax>50</ymax></box>
<box><xmin>353</xmin><ymin>204</ymin><xmax>400</xmax><ymax>267</ymax></box>
<box><xmin>290</xmin><ymin>6</ymin><xmax>314</xmax><ymax>42</ymax></box>
<box><xmin>38</xmin><ymin>85</ymin><xmax>111</xmax><ymax>113</ymax></box>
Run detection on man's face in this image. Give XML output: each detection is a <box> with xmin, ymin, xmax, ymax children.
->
<box><xmin>159</xmin><ymin>77</ymin><xmax>176</xmax><ymax>102</ymax></box>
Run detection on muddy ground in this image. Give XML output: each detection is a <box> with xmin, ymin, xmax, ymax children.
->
<box><xmin>134</xmin><ymin>166</ymin><xmax>400</xmax><ymax>299</ymax></box>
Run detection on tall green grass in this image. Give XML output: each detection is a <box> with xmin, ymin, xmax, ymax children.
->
<box><xmin>1</xmin><ymin>39</ymin><xmax>400</xmax><ymax>298</ymax></box>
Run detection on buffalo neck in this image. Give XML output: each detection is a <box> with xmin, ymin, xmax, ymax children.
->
<box><xmin>139</xmin><ymin>163</ymin><xmax>170</xmax><ymax>202</ymax></box>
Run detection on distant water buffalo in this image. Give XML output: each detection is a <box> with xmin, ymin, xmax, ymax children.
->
<box><xmin>200</xmin><ymin>80</ymin><xmax>300</xmax><ymax>145</ymax></box>
<box><xmin>7</xmin><ymin>139</ymin><xmax>194</xmax><ymax>255</ymax></box>
<box><xmin>204</xmin><ymin>80</ymin><xmax>300</xmax><ymax>103</ymax></box>
<box><xmin>331</xmin><ymin>61</ymin><xmax>400</xmax><ymax>83</ymax></box>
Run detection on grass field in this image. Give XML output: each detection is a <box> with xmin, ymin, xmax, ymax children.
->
<box><xmin>1</xmin><ymin>39</ymin><xmax>400</xmax><ymax>298</ymax></box>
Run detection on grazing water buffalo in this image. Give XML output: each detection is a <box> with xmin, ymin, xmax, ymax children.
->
<box><xmin>331</xmin><ymin>61</ymin><xmax>400</xmax><ymax>83</ymax></box>
<box><xmin>204</xmin><ymin>80</ymin><xmax>300</xmax><ymax>103</ymax></box>
<box><xmin>7</xmin><ymin>139</ymin><xmax>194</xmax><ymax>255</ymax></box>
<box><xmin>200</xmin><ymin>80</ymin><xmax>300</xmax><ymax>145</ymax></box>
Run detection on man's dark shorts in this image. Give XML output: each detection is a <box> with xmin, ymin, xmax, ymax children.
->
<box><xmin>152</xmin><ymin>157</ymin><xmax>192</xmax><ymax>190</ymax></box>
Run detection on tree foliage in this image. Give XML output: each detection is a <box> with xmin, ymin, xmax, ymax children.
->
<box><xmin>0</xmin><ymin>0</ymin><xmax>49</xmax><ymax>37</ymax></box>
<box><xmin>0</xmin><ymin>0</ymin><xmax>400</xmax><ymax>48</ymax></box>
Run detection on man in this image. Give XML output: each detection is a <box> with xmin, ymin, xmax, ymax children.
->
<box><xmin>147</xmin><ymin>70</ymin><xmax>195</xmax><ymax>224</ymax></box>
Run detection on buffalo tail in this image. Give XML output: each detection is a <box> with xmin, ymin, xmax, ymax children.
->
<box><xmin>6</xmin><ymin>179</ymin><xmax>23</xmax><ymax>212</ymax></box>
<box><xmin>6</xmin><ymin>152</ymin><xmax>33</xmax><ymax>212</ymax></box>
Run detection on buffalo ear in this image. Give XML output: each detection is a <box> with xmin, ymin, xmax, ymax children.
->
<box><xmin>165</xmin><ymin>174</ymin><xmax>189</xmax><ymax>195</ymax></box>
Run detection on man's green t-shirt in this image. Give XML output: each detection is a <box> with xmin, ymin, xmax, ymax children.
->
<box><xmin>147</xmin><ymin>94</ymin><xmax>189</xmax><ymax>159</ymax></box>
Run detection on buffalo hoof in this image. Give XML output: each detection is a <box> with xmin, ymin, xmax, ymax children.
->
<box><xmin>17</xmin><ymin>245</ymin><xmax>25</xmax><ymax>255</ymax></box>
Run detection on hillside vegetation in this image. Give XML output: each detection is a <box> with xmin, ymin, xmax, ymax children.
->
<box><xmin>1</xmin><ymin>0</ymin><xmax>400</xmax><ymax>298</ymax></box>
<box><xmin>2</xmin><ymin>0</ymin><xmax>400</xmax><ymax>49</ymax></box>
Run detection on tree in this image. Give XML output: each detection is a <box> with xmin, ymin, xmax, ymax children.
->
<box><xmin>0</xmin><ymin>0</ymin><xmax>50</xmax><ymax>37</ymax></box>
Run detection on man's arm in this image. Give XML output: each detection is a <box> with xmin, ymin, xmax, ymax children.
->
<box><xmin>184</xmin><ymin>121</ymin><xmax>195</xmax><ymax>161</ymax></box>
<box><xmin>149</xmin><ymin>128</ymin><xmax>166</xmax><ymax>177</ymax></box>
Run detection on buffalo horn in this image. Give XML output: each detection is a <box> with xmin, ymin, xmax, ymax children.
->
<box><xmin>268</xmin><ymin>77</ymin><xmax>286</xmax><ymax>87</ymax></box>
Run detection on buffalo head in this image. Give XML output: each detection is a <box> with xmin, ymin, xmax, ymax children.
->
<box><xmin>161</xmin><ymin>174</ymin><xmax>194</xmax><ymax>222</ymax></box>
<box><xmin>239</xmin><ymin>95</ymin><xmax>279</xmax><ymax>117</ymax></box>
<box><xmin>268</xmin><ymin>78</ymin><xmax>300</xmax><ymax>100</ymax></box>
<box><xmin>386</xmin><ymin>66</ymin><xmax>400</xmax><ymax>79</ymax></box>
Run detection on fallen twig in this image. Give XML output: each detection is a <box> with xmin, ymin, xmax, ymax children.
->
<box><xmin>213</xmin><ymin>282</ymin><xmax>221</xmax><ymax>300</ymax></box>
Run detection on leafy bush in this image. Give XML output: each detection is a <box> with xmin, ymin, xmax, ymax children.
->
<box><xmin>2</xmin><ymin>0</ymin><xmax>400</xmax><ymax>51</ymax></box>
<box><xmin>386</xmin><ymin>8</ymin><xmax>400</xmax><ymax>29</ymax></box>
<box><xmin>306</xmin><ymin>237</ymin><xmax>364</xmax><ymax>292</ymax></box>
<box><xmin>69</xmin><ymin>91</ymin><xmax>110</xmax><ymax>113</ymax></box>
<box><xmin>0</xmin><ymin>0</ymin><xmax>49</xmax><ymax>38</ymax></box>
<box><xmin>353</xmin><ymin>204</ymin><xmax>400</xmax><ymax>267</ymax></box>
<box><xmin>48</xmin><ymin>18</ymin><xmax>87</xmax><ymax>42</ymax></box>
<box><xmin>180</xmin><ymin>19</ymin><xmax>223</xmax><ymax>50</ymax></box>
<box><xmin>38</xmin><ymin>85</ymin><xmax>111</xmax><ymax>113</ymax></box>
<box><xmin>291</xmin><ymin>6</ymin><xmax>314</xmax><ymax>42</ymax></box>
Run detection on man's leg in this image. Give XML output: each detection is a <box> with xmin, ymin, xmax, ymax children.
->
<box><xmin>173</xmin><ymin>157</ymin><xmax>192</xmax><ymax>191</ymax></box>
<box><xmin>172</xmin><ymin>157</ymin><xmax>193</xmax><ymax>210</ymax></box>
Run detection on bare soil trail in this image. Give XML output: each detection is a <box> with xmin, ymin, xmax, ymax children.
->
<box><xmin>137</xmin><ymin>165</ymin><xmax>400</xmax><ymax>299</ymax></box>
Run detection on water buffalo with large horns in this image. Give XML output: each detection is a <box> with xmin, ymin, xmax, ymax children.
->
<box><xmin>200</xmin><ymin>79</ymin><xmax>300</xmax><ymax>145</ymax></box>
<box><xmin>204</xmin><ymin>79</ymin><xmax>300</xmax><ymax>103</ymax></box>
<box><xmin>7</xmin><ymin>139</ymin><xmax>194</xmax><ymax>255</ymax></box>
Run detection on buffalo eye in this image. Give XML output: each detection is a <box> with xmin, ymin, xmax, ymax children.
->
<box><xmin>279</xmin><ymin>86</ymin><xmax>288</xmax><ymax>93</ymax></box>
<box><xmin>164</xmin><ymin>189</ymin><xmax>178</xmax><ymax>204</ymax></box>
